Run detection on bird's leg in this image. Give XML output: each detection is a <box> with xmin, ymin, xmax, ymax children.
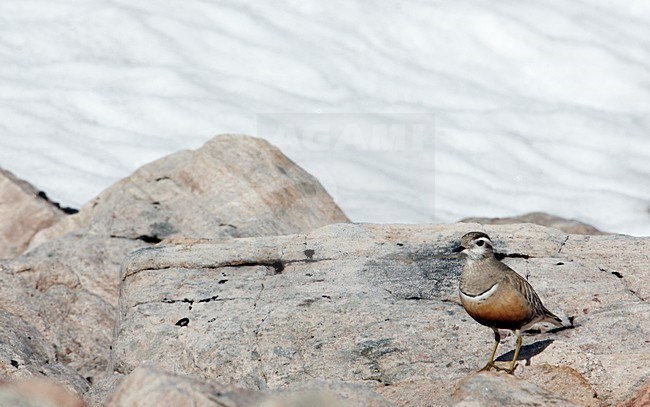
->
<box><xmin>479</xmin><ymin>328</ymin><xmax>500</xmax><ymax>372</ymax></box>
<box><xmin>505</xmin><ymin>330</ymin><xmax>522</xmax><ymax>374</ymax></box>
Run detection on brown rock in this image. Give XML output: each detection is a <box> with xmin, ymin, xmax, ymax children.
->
<box><xmin>519</xmin><ymin>364</ymin><xmax>598</xmax><ymax>406</ymax></box>
<box><xmin>29</xmin><ymin>134</ymin><xmax>348</xmax><ymax>248</ymax></box>
<box><xmin>0</xmin><ymin>168</ymin><xmax>65</xmax><ymax>259</ymax></box>
<box><xmin>461</xmin><ymin>212</ymin><xmax>607</xmax><ymax>235</ymax></box>
<box><xmin>451</xmin><ymin>371</ymin><xmax>579</xmax><ymax>406</ymax></box>
<box><xmin>0</xmin><ymin>378</ymin><xmax>85</xmax><ymax>407</ymax></box>
<box><xmin>376</xmin><ymin>379</ymin><xmax>456</xmax><ymax>406</ymax></box>
<box><xmin>619</xmin><ymin>381</ymin><xmax>650</xmax><ymax>407</ymax></box>
<box><xmin>1</xmin><ymin>134</ymin><xmax>348</xmax><ymax>392</ymax></box>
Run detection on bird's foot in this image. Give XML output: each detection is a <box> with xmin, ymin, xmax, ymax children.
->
<box><xmin>502</xmin><ymin>363</ymin><xmax>518</xmax><ymax>374</ymax></box>
<box><xmin>480</xmin><ymin>362</ymin><xmax>517</xmax><ymax>374</ymax></box>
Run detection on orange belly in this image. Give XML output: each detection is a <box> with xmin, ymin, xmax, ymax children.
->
<box><xmin>461</xmin><ymin>285</ymin><xmax>533</xmax><ymax>330</ymax></box>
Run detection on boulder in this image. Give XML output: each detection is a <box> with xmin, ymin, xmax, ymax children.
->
<box><xmin>111</xmin><ymin>223</ymin><xmax>650</xmax><ymax>405</ymax></box>
<box><xmin>1</xmin><ymin>134</ymin><xmax>348</xmax><ymax>389</ymax></box>
<box><xmin>0</xmin><ymin>168</ymin><xmax>66</xmax><ymax>259</ymax></box>
<box><xmin>29</xmin><ymin>134</ymin><xmax>348</xmax><ymax>248</ymax></box>
<box><xmin>461</xmin><ymin>212</ymin><xmax>607</xmax><ymax>235</ymax></box>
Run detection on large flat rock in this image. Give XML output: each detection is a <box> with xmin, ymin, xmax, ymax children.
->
<box><xmin>111</xmin><ymin>223</ymin><xmax>650</xmax><ymax>405</ymax></box>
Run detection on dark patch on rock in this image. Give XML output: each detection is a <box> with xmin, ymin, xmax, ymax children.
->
<box><xmin>495</xmin><ymin>252</ymin><xmax>530</xmax><ymax>260</ymax></box>
<box><xmin>135</xmin><ymin>235</ymin><xmax>162</xmax><ymax>244</ymax></box>
<box><xmin>150</xmin><ymin>222</ymin><xmax>176</xmax><ymax>239</ymax></box>
<box><xmin>365</xmin><ymin>244</ymin><xmax>462</xmax><ymax>301</ymax></box>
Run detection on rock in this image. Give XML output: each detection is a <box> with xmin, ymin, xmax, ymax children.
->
<box><xmin>461</xmin><ymin>212</ymin><xmax>607</xmax><ymax>235</ymax></box>
<box><xmin>376</xmin><ymin>379</ymin><xmax>456</xmax><ymax>406</ymax></box>
<box><xmin>0</xmin><ymin>272</ymin><xmax>89</xmax><ymax>397</ymax></box>
<box><xmin>451</xmin><ymin>371</ymin><xmax>579</xmax><ymax>406</ymax></box>
<box><xmin>105</xmin><ymin>366</ymin><xmax>389</xmax><ymax>407</ymax></box>
<box><xmin>560</xmin><ymin>234</ymin><xmax>650</xmax><ymax>301</ymax></box>
<box><xmin>1</xmin><ymin>135</ymin><xmax>348</xmax><ymax>390</ymax></box>
<box><xmin>0</xmin><ymin>168</ymin><xmax>66</xmax><ymax>259</ymax></box>
<box><xmin>110</xmin><ymin>223</ymin><xmax>468</xmax><ymax>388</ymax></box>
<box><xmin>111</xmin><ymin>222</ymin><xmax>650</xmax><ymax>405</ymax></box>
<box><xmin>1</xmin><ymin>235</ymin><xmax>146</xmax><ymax>382</ymax></box>
<box><xmin>105</xmin><ymin>366</ymin><xmax>265</xmax><ymax>407</ymax></box>
<box><xmin>84</xmin><ymin>373</ymin><xmax>124</xmax><ymax>407</ymax></box>
<box><xmin>619</xmin><ymin>381</ymin><xmax>650</xmax><ymax>407</ymax></box>
<box><xmin>282</xmin><ymin>380</ymin><xmax>391</xmax><ymax>407</ymax></box>
<box><xmin>518</xmin><ymin>364</ymin><xmax>598</xmax><ymax>406</ymax></box>
<box><xmin>29</xmin><ymin>134</ymin><xmax>348</xmax><ymax>248</ymax></box>
<box><xmin>0</xmin><ymin>378</ymin><xmax>85</xmax><ymax>407</ymax></box>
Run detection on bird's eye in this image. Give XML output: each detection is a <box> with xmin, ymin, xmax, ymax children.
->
<box><xmin>476</xmin><ymin>240</ymin><xmax>484</xmax><ymax>247</ymax></box>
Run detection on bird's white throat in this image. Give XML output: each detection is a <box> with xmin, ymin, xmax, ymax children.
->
<box><xmin>460</xmin><ymin>283</ymin><xmax>499</xmax><ymax>303</ymax></box>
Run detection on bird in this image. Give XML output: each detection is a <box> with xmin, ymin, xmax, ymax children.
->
<box><xmin>453</xmin><ymin>231</ymin><xmax>562</xmax><ymax>374</ymax></box>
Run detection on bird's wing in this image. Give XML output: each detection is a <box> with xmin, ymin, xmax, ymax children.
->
<box><xmin>496</xmin><ymin>260</ymin><xmax>563</xmax><ymax>327</ymax></box>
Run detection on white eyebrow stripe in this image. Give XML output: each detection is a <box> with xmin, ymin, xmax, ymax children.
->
<box><xmin>460</xmin><ymin>283</ymin><xmax>499</xmax><ymax>303</ymax></box>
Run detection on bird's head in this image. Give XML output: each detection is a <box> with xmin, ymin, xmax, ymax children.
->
<box><xmin>453</xmin><ymin>231</ymin><xmax>494</xmax><ymax>261</ymax></box>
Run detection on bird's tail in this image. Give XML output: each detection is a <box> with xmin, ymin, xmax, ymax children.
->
<box><xmin>541</xmin><ymin>307</ymin><xmax>564</xmax><ymax>327</ymax></box>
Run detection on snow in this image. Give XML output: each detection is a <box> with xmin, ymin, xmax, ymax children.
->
<box><xmin>1</xmin><ymin>0</ymin><xmax>649</xmax><ymax>235</ymax></box>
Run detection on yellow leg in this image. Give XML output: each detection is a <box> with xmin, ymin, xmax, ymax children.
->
<box><xmin>479</xmin><ymin>329</ymin><xmax>500</xmax><ymax>372</ymax></box>
<box><xmin>505</xmin><ymin>330</ymin><xmax>522</xmax><ymax>374</ymax></box>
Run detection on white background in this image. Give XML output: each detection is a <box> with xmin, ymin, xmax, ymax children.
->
<box><xmin>1</xmin><ymin>1</ymin><xmax>649</xmax><ymax>235</ymax></box>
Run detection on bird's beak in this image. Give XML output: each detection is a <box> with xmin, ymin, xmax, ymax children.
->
<box><xmin>452</xmin><ymin>245</ymin><xmax>465</xmax><ymax>253</ymax></box>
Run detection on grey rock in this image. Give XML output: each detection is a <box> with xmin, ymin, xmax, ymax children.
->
<box><xmin>0</xmin><ymin>275</ymin><xmax>88</xmax><ymax>396</ymax></box>
<box><xmin>0</xmin><ymin>168</ymin><xmax>65</xmax><ymax>259</ymax></box>
<box><xmin>561</xmin><ymin>233</ymin><xmax>650</xmax><ymax>301</ymax></box>
<box><xmin>105</xmin><ymin>366</ymin><xmax>389</xmax><ymax>407</ymax></box>
<box><xmin>111</xmin><ymin>222</ymin><xmax>650</xmax><ymax>405</ymax></box>
<box><xmin>105</xmin><ymin>366</ymin><xmax>265</xmax><ymax>407</ymax></box>
<box><xmin>461</xmin><ymin>211</ymin><xmax>607</xmax><ymax>235</ymax></box>
<box><xmin>451</xmin><ymin>371</ymin><xmax>580</xmax><ymax>406</ymax></box>
<box><xmin>84</xmin><ymin>372</ymin><xmax>124</xmax><ymax>407</ymax></box>
<box><xmin>2</xmin><ymin>235</ymin><xmax>145</xmax><ymax>381</ymax></box>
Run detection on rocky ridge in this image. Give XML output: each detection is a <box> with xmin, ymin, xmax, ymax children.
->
<box><xmin>0</xmin><ymin>134</ymin><xmax>648</xmax><ymax>406</ymax></box>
